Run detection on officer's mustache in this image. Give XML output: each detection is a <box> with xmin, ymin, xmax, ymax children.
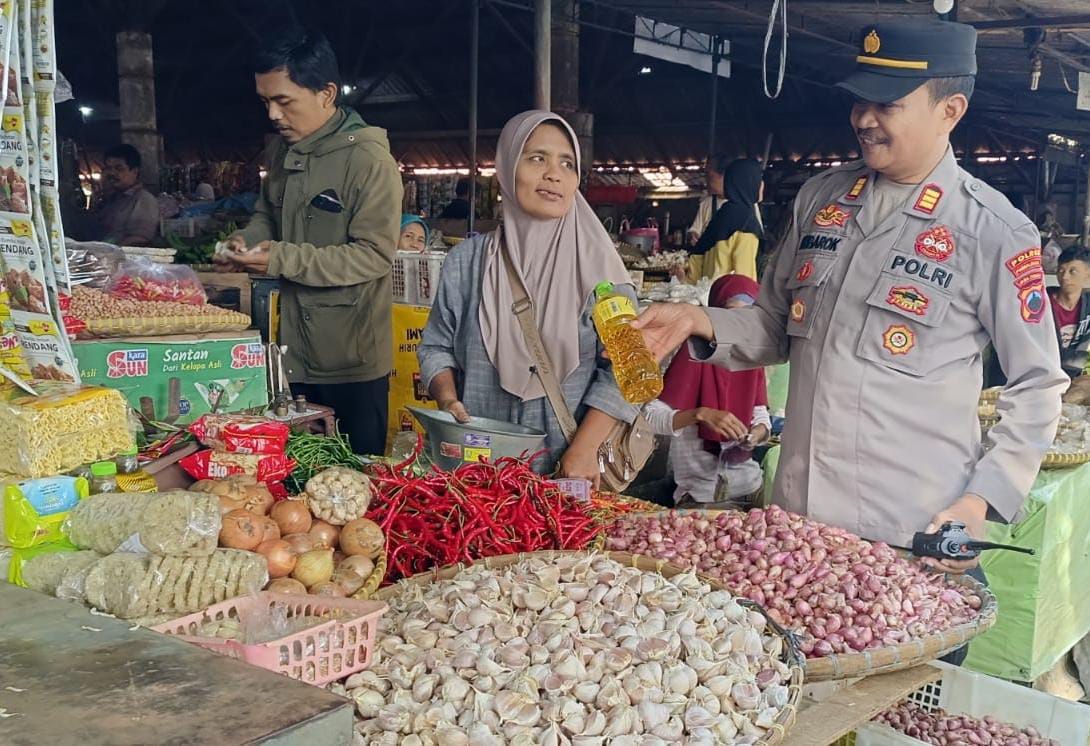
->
<box><xmin>856</xmin><ymin>128</ymin><xmax>890</xmax><ymax>144</ymax></box>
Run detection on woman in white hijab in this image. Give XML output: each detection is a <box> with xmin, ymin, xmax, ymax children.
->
<box><xmin>418</xmin><ymin>111</ymin><xmax>639</xmax><ymax>483</ymax></box>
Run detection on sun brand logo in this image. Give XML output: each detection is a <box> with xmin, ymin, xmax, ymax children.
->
<box><xmin>107</xmin><ymin>349</ymin><xmax>149</xmax><ymax>379</ymax></box>
<box><xmin>231</xmin><ymin>343</ymin><xmax>266</xmax><ymax>369</ymax></box>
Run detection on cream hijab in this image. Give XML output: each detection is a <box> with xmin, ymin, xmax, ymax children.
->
<box><xmin>479</xmin><ymin>110</ymin><xmax>632</xmax><ymax>402</ymax></box>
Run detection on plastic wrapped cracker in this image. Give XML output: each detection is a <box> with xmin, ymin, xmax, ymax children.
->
<box><xmin>84</xmin><ymin>552</ymin><xmax>149</xmax><ymax>618</ymax></box>
<box><xmin>21</xmin><ymin>548</ymin><xmax>98</xmax><ymax>595</ymax></box>
<box><xmin>66</xmin><ymin>491</ymin><xmax>220</xmax><ymax>557</ymax></box>
<box><xmin>185</xmin><ymin>555</ymin><xmax>210</xmax><ymax>612</ymax></box>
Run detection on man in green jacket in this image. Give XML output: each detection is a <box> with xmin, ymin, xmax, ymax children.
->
<box><xmin>218</xmin><ymin>26</ymin><xmax>402</xmax><ymax>456</ymax></box>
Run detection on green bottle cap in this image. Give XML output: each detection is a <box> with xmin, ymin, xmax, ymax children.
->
<box><xmin>91</xmin><ymin>461</ymin><xmax>118</xmax><ymax>478</ymax></box>
<box><xmin>594</xmin><ymin>281</ymin><xmax>614</xmax><ymax>298</ymax></box>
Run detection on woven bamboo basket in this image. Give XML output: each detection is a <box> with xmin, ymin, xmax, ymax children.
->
<box><xmin>376</xmin><ymin>549</ymin><xmax>805</xmax><ymax>746</ymax></box>
<box><xmin>604</xmin><ymin>509</ymin><xmax>999</xmax><ymax>682</ymax></box>
<box><xmin>351</xmin><ymin>552</ymin><xmax>388</xmax><ymax>600</ymax></box>
<box><xmin>1041</xmin><ymin>451</ymin><xmax>1090</xmax><ymax>469</ymax></box>
<box><xmin>80</xmin><ymin>313</ymin><xmax>252</xmax><ymax>339</ymax></box>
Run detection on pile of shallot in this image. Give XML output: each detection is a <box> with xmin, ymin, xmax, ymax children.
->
<box><xmin>337</xmin><ymin>554</ymin><xmax>796</xmax><ymax>745</ymax></box>
<box><xmin>875</xmin><ymin>701</ymin><xmax>1057</xmax><ymax>746</ymax></box>
<box><xmin>605</xmin><ymin>507</ymin><xmax>983</xmax><ymax>656</ymax></box>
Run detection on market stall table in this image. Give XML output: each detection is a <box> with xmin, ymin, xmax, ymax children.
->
<box><xmin>0</xmin><ymin>584</ymin><xmax>353</xmax><ymax>746</ymax></box>
<box><xmin>966</xmin><ymin>460</ymin><xmax>1090</xmax><ymax>681</ymax></box>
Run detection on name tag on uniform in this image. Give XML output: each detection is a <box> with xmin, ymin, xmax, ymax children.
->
<box><xmin>798</xmin><ymin>234</ymin><xmax>842</xmax><ymax>252</ymax></box>
<box><xmin>890</xmin><ymin>254</ymin><xmax>954</xmax><ymax>290</ymax></box>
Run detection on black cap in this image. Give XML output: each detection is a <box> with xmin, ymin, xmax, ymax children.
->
<box><xmin>836</xmin><ymin>19</ymin><xmax>977</xmax><ymax>104</ymax></box>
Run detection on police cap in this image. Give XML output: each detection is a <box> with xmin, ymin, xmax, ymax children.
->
<box><xmin>836</xmin><ymin>19</ymin><xmax>977</xmax><ymax>104</ymax></box>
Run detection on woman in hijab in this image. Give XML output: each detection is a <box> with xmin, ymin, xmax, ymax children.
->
<box><xmin>644</xmin><ymin>274</ymin><xmax>771</xmax><ymax>505</ymax></box>
<box><xmin>398</xmin><ymin>214</ymin><xmax>428</xmax><ymax>252</ymax></box>
<box><xmin>418</xmin><ymin>111</ymin><xmax>639</xmax><ymax>482</ymax></box>
<box><xmin>688</xmin><ymin>158</ymin><xmax>764</xmax><ymax>282</ymax></box>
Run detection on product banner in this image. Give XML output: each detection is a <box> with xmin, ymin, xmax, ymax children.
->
<box><xmin>387</xmin><ymin>304</ymin><xmax>435</xmax><ymax>452</ymax></box>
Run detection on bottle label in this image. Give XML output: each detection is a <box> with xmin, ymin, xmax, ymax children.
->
<box><xmin>594</xmin><ymin>296</ymin><xmax>636</xmax><ymax>326</ymax></box>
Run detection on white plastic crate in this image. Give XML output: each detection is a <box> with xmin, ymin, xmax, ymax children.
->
<box><xmin>854</xmin><ymin>662</ymin><xmax>1090</xmax><ymax>746</ymax></box>
<box><xmin>392</xmin><ymin>250</ymin><xmax>446</xmax><ymax>306</ymax></box>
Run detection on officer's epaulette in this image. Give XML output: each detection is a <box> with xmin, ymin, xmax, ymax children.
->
<box><xmin>961</xmin><ymin>176</ymin><xmax>1035</xmax><ymax>233</ymax></box>
<box><xmin>796</xmin><ymin>160</ymin><xmax>867</xmax><ymax>203</ymax></box>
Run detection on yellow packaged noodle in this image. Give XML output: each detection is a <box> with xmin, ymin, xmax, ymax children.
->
<box><xmin>0</xmin><ymin>382</ymin><xmax>133</xmax><ymax>477</ymax></box>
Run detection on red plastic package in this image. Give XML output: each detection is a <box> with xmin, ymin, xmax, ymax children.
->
<box><xmin>180</xmin><ymin>449</ymin><xmax>295</xmax><ymax>484</ymax></box>
<box><xmin>189</xmin><ymin>415</ymin><xmax>289</xmax><ymax>455</ymax></box>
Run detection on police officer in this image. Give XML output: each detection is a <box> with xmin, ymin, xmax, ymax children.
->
<box><xmin>633</xmin><ymin>19</ymin><xmax>1066</xmax><ymax>574</ymax></box>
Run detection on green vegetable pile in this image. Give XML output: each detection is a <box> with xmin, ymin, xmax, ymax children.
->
<box><xmin>284</xmin><ymin>429</ymin><xmax>363</xmax><ymax>493</ymax></box>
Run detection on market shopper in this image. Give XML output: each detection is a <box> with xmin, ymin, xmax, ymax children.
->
<box><xmin>686</xmin><ymin>154</ymin><xmax>727</xmax><ymax>245</ymax></box>
<box><xmin>688</xmin><ymin>158</ymin><xmax>765</xmax><ymax>282</ymax></box>
<box><xmin>438</xmin><ymin>178</ymin><xmax>474</xmax><ymax>220</ymax></box>
<box><xmin>630</xmin><ymin>19</ymin><xmax>1066</xmax><ymax>572</ymax></box>
<box><xmin>419</xmin><ymin>110</ymin><xmax>638</xmax><ymax>483</ymax></box>
<box><xmin>1049</xmin><ymin>246</ymin><xmax>1090</xmax><ymax>379</ymax></box>
<box><xmin>644</xmin><ymin>275</ymin><xmax>771</xmax><ymax>506</ymax></box>
<box><xmin>96</xmin><ymin>144</ymin><xmax>159</xmax><ymax>246</ymax></box>
<box><xmin>398</xmin><ymin>214</ymin><xmax>428</xmax><ymax>252</ymax></box>
<box><xmin>216</xmin><ymin>26</ymin><xmax>402</xmax><ymax>456</ymax></box>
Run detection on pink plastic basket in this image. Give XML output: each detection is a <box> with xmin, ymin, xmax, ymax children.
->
<box><xmin>152</xmin><ymin>592</ymin><xmax>387</xmax><ymax>686</ymax></box>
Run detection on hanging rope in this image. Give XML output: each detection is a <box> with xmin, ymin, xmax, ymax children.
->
<box><xmin>763</xmin><ymin>0</ymin><xmax>789</xmax><ymax>99</ymax></box>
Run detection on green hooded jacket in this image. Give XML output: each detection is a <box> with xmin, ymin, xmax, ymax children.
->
<box><xmin>241</xmin><ymin>108</ymin><xmax>402</xmax><ymax>384</ymax></box>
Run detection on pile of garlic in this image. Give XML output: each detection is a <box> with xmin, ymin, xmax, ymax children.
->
<box><xmin>337</xmin><ymin>554</ymin><xmax>795</xmax><ymax>746</ymax></box>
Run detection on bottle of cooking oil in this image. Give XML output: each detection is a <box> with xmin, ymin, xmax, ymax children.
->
<box><xmin>592</xmin><ymin>282</ymin><xmax>663</xmax><ymax>404</ymax></box>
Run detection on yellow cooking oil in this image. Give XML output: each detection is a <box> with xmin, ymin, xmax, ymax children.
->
<box><xmin>591</xmin><ymin>282</ymin><xmax>663</xmax><ymax>404</ymax></box>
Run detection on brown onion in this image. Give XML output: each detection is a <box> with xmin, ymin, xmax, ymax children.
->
<box><xmin>266</xmin><ymin>578</ymin><xmax>307</xmax><ymax>594</ymax></box>
<box><xmin>293</xmin><ymin>548</ymin><xmax>334</xmax><ymax>587</ymax></box>
<box><xmin>338</xmin><ymin>554</ymin><xmax>375</xmax><ymax>581</ymax></box>
<box><xmin>331</xmin><ymin>569</ymin><xmax>366</xmax><ymax>596</ymax></box>
<box><xmin>283</xmin><ymin>532</ymin><xmax>316</xmax><ymax>554</ymax></box>
<box><xmin>219</xmin><ymin>509</ymin><xmax>263</xmax><ymax>551</ymax></box>
<box><xmin>270</xmin><ymin>499</ymin><xmax>312</xmax><ymax>535</ymax></box>
<box><xmin>309</xmin><ymin>520</ymin><xmax>340</xmax><ymax>549</ymax></box>
<box><xmin>340</xmin><ymin>517</ymin><xmax>385</xmax><ymax>558</ymax></box>
<box><xmin>309</xmin><ymin>581</ymin><xmax>346</xmax><ymax>597</ymax></box>
<box><xmin>256</xmin><ymin>539</ymin><xmax>297</xmax><ymax>578</ymax></box>
<box><xmin>259</xmin><ymin>517</ymin><xmax>281</xmax><ymax>544</ymax></box>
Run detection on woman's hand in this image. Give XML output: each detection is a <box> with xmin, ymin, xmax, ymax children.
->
<box><xmin>439</xmin><ymin>399</ymin><xmax>471</xmax><ymax>424</ymax></box>
<box><xmin>694</xmin><ymin>407</ymin><xmax>748</xmax><ymax>442</ymax></box>
<box><xmin>558</xmin><ymin>444</ymin><xmax>601</xmax><ymax>489</ymax></box>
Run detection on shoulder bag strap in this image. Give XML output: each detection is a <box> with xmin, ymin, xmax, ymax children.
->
<box><xmin>496</xmin><ymin>229</ymin><xmax>580</xmax><ymax>444</ymax></box>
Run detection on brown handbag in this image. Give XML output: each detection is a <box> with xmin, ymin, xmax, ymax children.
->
<box><xmin>498</xmin><ymin>230</ymin><xmax>654</xmax><ymax>492</ymax></box>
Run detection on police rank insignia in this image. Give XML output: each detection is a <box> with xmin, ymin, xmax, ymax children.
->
<box><xmin>845</xmin><ymin>176</ymin><xmax>868</xmax><ymax>201</ymax></box>
<box><xmin>913</xmin><ymin>184</ymin><xmax>943</xmax><ymax>215</ymax></box>
<box><xmin>790</xmin><ymin>299</ymin><xmax>806</xmax><ymax>323</ymax></box>
<box><xmin>813</xmin><ymin>204</ymin><xmax>851</xmax><ymax>228</ymax></box>
<box><xmin>882</xmin><ymin>325</ymin><xmax>916</xmax><ymax>355</ymax></box>
<box><xmin>796</xmin><ymin>260</ymin><xmax>814</xmax><ymax>282</ymax></box>
<box><xmin>886</xmin><ymin>286</ymin><xmax>929</xmax><ymax>316</ymax></box>
<box><xmin>1005</xmin><ymin>247</ymin><xmax>1046</xmax><ymax>324</ymax></box>
<box><xmin>863</xmin><ymin>30</ymin><xmax>881</xmax><ymax>54</ymax></box>
<box><xmin>914</xmin><ymin>225</ymin><xmax>955</xmax><ymax>263</ymax></box>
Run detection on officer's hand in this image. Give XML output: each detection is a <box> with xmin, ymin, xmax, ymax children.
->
<box><xmin>922</xmin><ymin>493</ymin><xmax>988</xmax><ymax>574</ymax></box>
<box><xmin>742</xmin><ymin>423</ymin><xmax>770</xmax><ymax>450</ymax></box>
<box><xmin>440</xmin><ymin>399</ymin><xmax>471</xmax><ymax>424</ymax></box>
<box><xmin>630</xmin><ymin>304</ymin><xmax>714</xmax><ymax>363</ymax></box>
<box><xmin>695</xmin><ymin>407</ymin><xmax>749</xmax><ymax>442</ymax></box>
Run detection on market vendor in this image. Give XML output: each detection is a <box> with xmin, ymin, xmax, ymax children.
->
<box><xmin>96</xmin><ymin>144</ymin><xmax>159</xmax><ymax>246</ymax></box>
<box><xmin>1049</xmin><ymin>247</ymin><xmax>1090</xmax><ymax>379</ymax></box>
<box><xmin>214</xmin><ymin>26</ymin><xmax>402</xmax><ymax>456</ymax></box>
<box><xmin>398</xmin><ymin>214</ymin><xmax>428</xmax><ymax>253</ymax></box>
<box><xmin>418</xmin><ymin>111</ymin><xmax>638</xmax><ymax>484</ymax></box>
<box><xmin>688</xmin><ymin>158</ymin><xmax>764</xmax><ymax>282</ymax></box>
<box><xmin>630</xmin><ymin>19</ymin><xmax>1066</xmax><ymax>573</ymax></box>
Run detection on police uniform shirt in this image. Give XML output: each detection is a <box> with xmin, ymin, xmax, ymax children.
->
<box><xmin>691</xmin><ymin>148</ymin><xmax>1066</xmax><ymax>547</ymax></box>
